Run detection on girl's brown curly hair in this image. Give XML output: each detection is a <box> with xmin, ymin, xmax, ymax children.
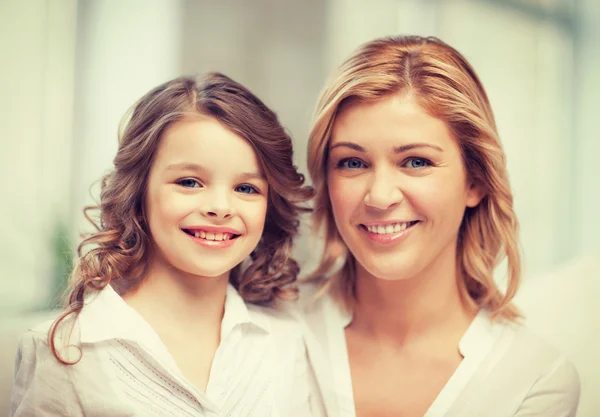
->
<box><xmin>49</xmin><ymin>72</ymin><xmax>314</xmax><ymax>363</ymax></box>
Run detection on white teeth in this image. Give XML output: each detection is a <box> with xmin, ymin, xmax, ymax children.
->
<box><xmin>366</xmin><ymin>222</ymin><xmax>414</xmax><ymax>235</ymax></box>
<box><xmin>189</xmin><ymin>230</ymin><xmax>235</xmax><ymax>241</ymax></box>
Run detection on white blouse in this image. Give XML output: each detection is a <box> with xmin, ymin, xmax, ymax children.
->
<box><xmin>298</xmin><ymin>290</ymin><xmax>581</xmax><ymax>417</ymax></box>
<box><xmin>10</xmin><ymin>284</ymin><xmax>313</xmax><ymax>417</ymax></box>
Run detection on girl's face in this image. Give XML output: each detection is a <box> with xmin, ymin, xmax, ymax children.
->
<box><xmin>144</xmin><ymin>116</ymin><xmax>268</xmax><ymax>281</ymax></box>
<box><xmin>327</xmin><ymin>93</ymin><xmax>482</xmax><ymax>282</ymax></box>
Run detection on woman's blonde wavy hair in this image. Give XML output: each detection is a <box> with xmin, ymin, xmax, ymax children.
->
<box><xmin>307</xmin><ymin>35</ymin><xmax>521</xmax><ymax>321</ymax></box>
<box><xmin>50</xmin><ymin>72</ymin><xmax>313</xmax><ymax>363</ymax></box>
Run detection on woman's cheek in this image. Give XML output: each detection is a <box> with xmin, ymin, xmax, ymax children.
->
<box><xmin>328</xmin><ymin>176</ymin><xmax>362</xmax><ymax>218</ymax></box>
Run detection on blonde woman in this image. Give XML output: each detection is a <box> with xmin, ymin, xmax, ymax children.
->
<box><xmin>301</xmin><ymin>36</ymin><xmax>580</xmax><ymax>417</ymax></box>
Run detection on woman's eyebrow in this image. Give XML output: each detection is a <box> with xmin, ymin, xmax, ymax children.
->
<box><xmin>393</xmin><ymin>143</ymin><xmax>444</xmax><ymax>153</ymax></box>
<box><xmin>329</xmin><ymin>142</ymin><xmax>366</xmax><ymax>152</ymax></box>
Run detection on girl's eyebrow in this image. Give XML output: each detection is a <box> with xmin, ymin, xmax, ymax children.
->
<box><xmin>165</xmin><ymin>162</ymin><xmax>206</xmax><ymax>172</ymax></box>
<box><xmin>239</xmin><ymin>172</ymin><xmax>266</xmax><ymax>181</ymax></box>
<box><xmin>165</xmin><ymin>162</ymin><xmax>265</xmax><ymax>180</ymax></box>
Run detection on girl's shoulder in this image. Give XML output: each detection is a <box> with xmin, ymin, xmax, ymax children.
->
<box><xmin>246</xmin><ymin>280</ymin><xmax>343</xmax><ymax>351</ymax></box>
<box><xmin>11</xmin><ymin>317</ymin><xmax>90</xmax><ymax>417</ymax></box>
<box><xmin>245</xmin><ymin>301</ymin><xmax>306</xmax><ymax>344</ymax></box>
<box><xmin>17</xmin><ymin>314</ymin><xmax>83</xmax><ymax>364</ymax></box>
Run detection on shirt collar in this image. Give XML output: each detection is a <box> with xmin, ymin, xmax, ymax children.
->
<box><xmin>221</xmin><ymin>283</ymin><xmax>271</xmax><ymax>338</ymax></box>
<box><xmin>77</xmin><ymin>283</ymin><xmax>163</xmax><ymax>346</ymax></box>
<box><xmin>457</xmin><ymin>309</ymin><xmax>499</xmax><ymax>357</ymax></box>
<box><xmin>426</xmin><ymin>310</ymin><xmax>502</xmax><ymax>415</ymax></box>
<box><xmin>77</xmin><ymin>283</ymin><xmax>270</xmax><ymax>346</ymax></box>
<box><xmin>337</xmin><ymin>302</ymin><xmax>496</xmax><ymax>358</ymax></box>
<box><xmin>339</xmin><ymin>302</ymin><xmax>353</xmax><ymax>328</ymax></box>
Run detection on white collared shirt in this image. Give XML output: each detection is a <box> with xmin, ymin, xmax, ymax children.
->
<box><xmin>299</xmin><ymin>290</ymin><xmax>581</xmax><ymax>417</ymax></box>
<box><xmin>10</xmin><ymin>284</ymin><xmax>313</xmax><ymax>417</ymax></box>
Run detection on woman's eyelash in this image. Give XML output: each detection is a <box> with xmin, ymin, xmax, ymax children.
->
<box><xmin>176</xmin><ymin>178</ymin><xmax>202</xmax><ymax>188</ymax></box>
<box><xmin>336</xmin><ymin>157</ymin><xmax>367</xmax><ymax>169</ymax></box>
<box><xmin>335</xmin><ymin>157</ymin><xmax>433</xmax><ymax>170</ymax></box>
<box><xmin>401</xmin><ymin>157</ymin><xmax>433</xmax><ymax>169</ymax></box>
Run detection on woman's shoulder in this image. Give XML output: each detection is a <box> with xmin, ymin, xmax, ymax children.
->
<box><xmin>496</xmin><ymin>318</ymin><xmax>578</xmax><ymax>373</ymax></box>
<box><xmin>506</xmin><ymin>321</ymin><xmax>580</xmax><ymax>389</ymax></box>
<box><xmin>434</xmin><ymin>312</ymin><xmax>580</xmax><ymax>416</ymax></box>
<box><xmin>468</xmin><ymin>316</ymin><xmax>581</xmax><ymax>414</ymax></box>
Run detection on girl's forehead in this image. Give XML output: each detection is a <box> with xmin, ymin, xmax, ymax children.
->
<box><xmin>152</xmin><ymin>117</ymin><xmax>263</xmax><ymax>177</ymax></box>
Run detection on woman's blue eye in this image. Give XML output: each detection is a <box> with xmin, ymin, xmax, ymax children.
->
<box><xmin>404</xmin><ymin>158</ymin><xmax>431</xmax><ymax>169</ymax></box>
<box><xmin>338</xmin><ymin>158</ymin><xmax>366</xmax><ymax>169</ymax></box>
<box><xmin>236</xmin><ymin>184</ymin><xmax>259</xmax><ymax>194</ymax></box>
<box><xmin>177</xmin><ymin>178</ymin><xmax>202</xmax><ymax>188</ymax></box>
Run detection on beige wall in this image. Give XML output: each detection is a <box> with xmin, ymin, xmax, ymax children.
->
<box><xmin>0</xmin><ymin>0</ymin><xmax>77</xmax><ymax>312</ymax></box>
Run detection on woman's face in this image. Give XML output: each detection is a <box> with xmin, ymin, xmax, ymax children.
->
<box><xmin>327</xmin><ymin>93</ymin><xmax>482</xmax><ymax>282</ymax></box>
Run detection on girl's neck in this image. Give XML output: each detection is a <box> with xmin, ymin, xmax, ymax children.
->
<box><xmin>122</xmin><ymin>255</ymin><xmax>230</xmax><ymax>334</ymax></box>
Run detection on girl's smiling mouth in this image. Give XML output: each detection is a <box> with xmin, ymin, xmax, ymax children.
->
<box><xmin>181</xmin><ymin>226</ymin><xmax>242</xmax><ymax>246</ymax></box>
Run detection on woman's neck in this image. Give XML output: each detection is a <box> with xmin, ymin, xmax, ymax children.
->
<box><xmin>350</xmin><ymin>245</ymin><xmax>477</xmax><ymax>347</ymax></box>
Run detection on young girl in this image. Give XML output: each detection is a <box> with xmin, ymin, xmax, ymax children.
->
<box><xmin>11</xmin><ymin>73</ymin><xmax>315</xmax><ymax>416</ymax></box>
<box><xmin>301</xmin><ymin>36</ymin><xmax>580</xmax><ymax>416</ymax></box>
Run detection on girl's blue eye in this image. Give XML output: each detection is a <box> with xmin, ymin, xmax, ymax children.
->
<box><xmin>404</xmin><ymin>158</ymin><xmax>431</xmax><ymax>169</ymax></box>
<box><xmin>338</xmin><ymin>158</ymin><xmax>366</xmax><ymax>169</ymax></box>
<box><xmin>177</xmin><ymin>178</ymin><xmax>202</xmax><ymax>188</ymax></box>
<box><xmin>236</xmin><ymin>184</ymin><xmax>259</xmax><ymax>194</ymax></box>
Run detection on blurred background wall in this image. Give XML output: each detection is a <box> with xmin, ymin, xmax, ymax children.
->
<box><xmin>1</xmin><ymin>0</ymin><xmax>598</xmax><ymax>415</ymax></box>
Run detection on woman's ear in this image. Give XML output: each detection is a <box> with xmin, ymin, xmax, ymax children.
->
<box><xmin>466</xmin><ymin>181</ymin><xmax>485</xmax><ymax>208</ymax></box>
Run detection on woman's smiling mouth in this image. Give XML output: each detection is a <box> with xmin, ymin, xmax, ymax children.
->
<box><xmin>359</xmin><ymin>220</ymin><xmax>420</xmax><ymax>243</ymax></box>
